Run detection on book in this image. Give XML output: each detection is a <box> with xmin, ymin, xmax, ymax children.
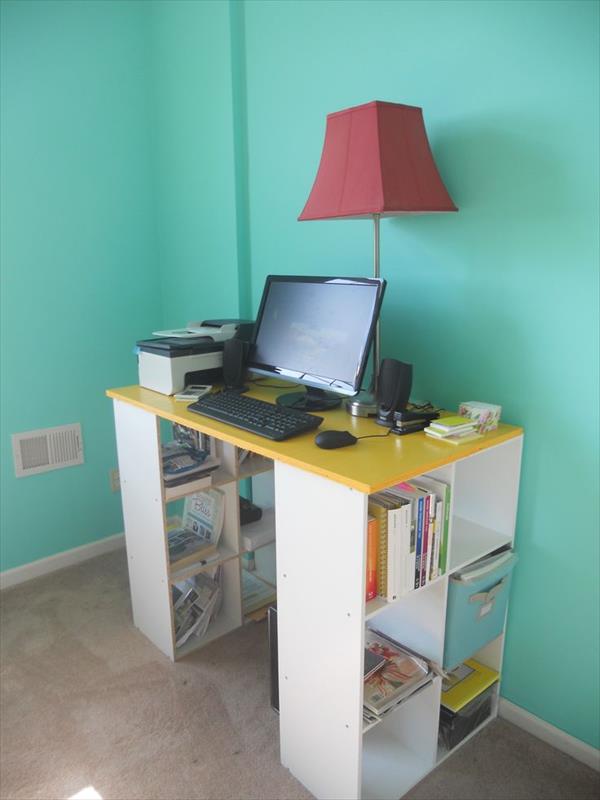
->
<box><xmin>411</xmin><ymin>476</ymin><xmax>451</xmax><ymax>575</ymax></box>
<box><xmin>366</xmin><ymin>515</ymin><xmax>378</xmax><ymax>602</ymax></box>
<box><xmin>429</xmin><ymin>415</ymin><xmax>478</xmax><ymax>433</ymax></box>
<box><xmin>424</xmin><ymin>494</ymin><xmax>435</xmax><ymax>585</ymax></box>
<box><xmin>390</xmin><ymin>482</ymin><xmax>431</xmax><ymax>589</ymax></box>
<box><xmin>425</xmin><ymin>429</ymin><xmax>483</xmax><ymax>446</ymax></box>
<box><xmin>431</xmin><ymin>500</ymin><xmax>443</xmax><ymax>581</ymax></box>
<box><xmin>370</xmin><ymin>492</ymin><xmax>407</xmax><ymax>602</ymax></box>
<box><xmin>368</xmin><ymin>497</ymin><xmax>389</xmax><ymax>599</ymax></box>
<box><xmin>364</xmin><ymin>648</ymin><xmax>387</xmax><ymax>680</ymax></box>
<box><xmin>182</xmin><ymin>488</ymin><xmax>225</xmax><ymax>548</ymax></box>
<box><xmin>167</xmin><ymin>527</ymin><xmax>218</xmax><ymax>570</ymax></box>
<box><xmin>161</xmin><ymin>439</ymin><xmax>221</xmax><ymax>486</ymax></box>
<box><xmin>167</xmin><ymin>489</ymin><xmax>225</xmax><ymax>570</ymax></box>
<box><xmin>441</xmin><ymin>658</ymin><xmax>499</xmax><ymax>713</ymax></box>
<box><xmin>425</xmin><ymin>425</ymin><xmax>478</xmax><ymax>439</ymax></box>
<box><xmin>379</xmin><ymin>491</ymin><xmax>412</xmax><ymax>597</ymax></box>
<box><xmin>363</xmin><ymin>630</ymin><xmax>431</xmax><ymax>717</ymax></box>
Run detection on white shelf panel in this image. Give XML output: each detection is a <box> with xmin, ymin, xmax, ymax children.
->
<box><xmin>362</xmin><ymin>678</ymin><xmax>440</xmax><ymax>800</ymax></box>
<box><xmin>365</xmin><ymin>573</ymin><xmax>449</xmax><ymax>623</ymax></box>
<box><xmin>436</xmin><ymin>710</ymin><xmax>496</xmax><ymax>765</ymax></box>
<box><xmin>169</xmin><ymin>543</ymin><xmax>239</xmax><ymax>584</ymax></box>
<box><xmin>238</xmin><ymin>453</ymin><xmax>274</xmax><ymax>480</ymax></box>
<box><xmin>175</xmin><ymin>610</ymin><xmax>239</xmax><ymax>659</ymax></box>
<box><xmin>363</xmin><ymin>738</ymin><xmax>431</xmax><ymax>800</ymax></box>
<box><xmin>449</xmin><ymin>517</ymin><xmax>512</xmax><ymax>574</ymax></box>
<box><xmin>164</xmin><ymin>466</ymin><xmax>236</xmax><ymax>502</ymax></box>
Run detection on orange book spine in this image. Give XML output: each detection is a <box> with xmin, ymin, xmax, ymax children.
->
<box><xmin>366</xmin><ymin>516</ymin><xmax>378</xmax><ymax>601</ymax></box>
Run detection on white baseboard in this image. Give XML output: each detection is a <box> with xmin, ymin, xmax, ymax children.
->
<box><xmin>499</xmin><ymin>698</ymin><xmax>600</xmax><ymax>771</ymax></box>
<box><xmin>0</xmin><ymin>533</ymin><xmax>125</xmax><ymax>591</ymax></box>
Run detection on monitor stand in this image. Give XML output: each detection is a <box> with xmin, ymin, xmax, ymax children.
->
<box><xmin>276</xmin><ymin>387</ymin><xmax>341</xmax><ymax>412</ymax></box>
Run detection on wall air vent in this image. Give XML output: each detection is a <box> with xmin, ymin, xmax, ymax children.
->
<box><xmin>12</xmin><ymin>423</ymin><xmax>84</xmax><ymax>477</ymax></box>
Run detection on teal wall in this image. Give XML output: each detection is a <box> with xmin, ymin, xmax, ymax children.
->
<box><xmin>1</xmin><ymin>0</ymin><xmax>598</xmax><ymax>750</ymax></box>
<box><xmin>241</xmin><ymin>0</ymin><xmax>599</xmax><ymax>749</ymax></box>
<box><xmin>0</xmin><ymin>1</ymin><xmax>161</xmax><ymax>568</ymax></box>
<box><xmin>149</xmin><ymin>0</ymin><xmax>242</xmax><ymax>325</ymax></box>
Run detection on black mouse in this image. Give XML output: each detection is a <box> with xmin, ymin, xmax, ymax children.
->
<box><xmin>315</xmin><ymin>430</ymin><xmax>358</xmax><ymax>449</ymax></box>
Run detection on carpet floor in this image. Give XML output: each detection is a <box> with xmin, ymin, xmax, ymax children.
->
<box><xmin>1</xmin><ymin>548</ymin><xmax>598</xmax><ymax>800</ymax></box>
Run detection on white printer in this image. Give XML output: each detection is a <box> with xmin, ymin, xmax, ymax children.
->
<box><xmin>137</xmin><ymin>319</ymin><xmax>254</xmax><ymax>395</ymax></box>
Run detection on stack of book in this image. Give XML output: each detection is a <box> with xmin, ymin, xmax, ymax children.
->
<box><xmin>363</xmin><ymin>630</ymin><xmax>432</xmax><ymax>725</ymax></box>
<box><xmin>367</xmin><ymin>476</ymin><xmax>451</xmax><ymax>602</ymax></box>
<box><xmin>425</xmin><ymin>415</ymin><xmax>482</xmax><ymax>445</ymax></box>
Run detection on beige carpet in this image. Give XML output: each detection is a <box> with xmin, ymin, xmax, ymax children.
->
<box><xmin>1</xmin><ymin>549</ymin><xmax>598</xmax><ymax>800</ymax></box>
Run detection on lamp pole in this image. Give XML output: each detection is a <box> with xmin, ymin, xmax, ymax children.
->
<box><xmin>345</xmin><ymin>213</ymin><xmax>381</xmax><ymax>416</ymax></box>
<box><xmin>372</xmin><ymin>212</ymin><xmax>381</xmax><ymax>397</ymax></box>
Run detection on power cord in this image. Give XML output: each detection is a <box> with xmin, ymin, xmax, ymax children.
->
<box><xmin>249</xmin><ymin>378</ymin><xmax>302</xmax><ymax>389</ymax></box>
<box><xmin>356</xmin><ymin>430</ymin><xmax>392</xmax><ymax>441</ymax></box>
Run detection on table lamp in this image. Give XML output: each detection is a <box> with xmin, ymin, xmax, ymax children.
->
<box><xmin>298</xmin><ymin>100</ymin><xmax>458</xmax><ymax>416</ymax></box>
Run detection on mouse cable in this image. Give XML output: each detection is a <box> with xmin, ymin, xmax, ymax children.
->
<box><xmin>355</xmin><ymin>430</ymin><xmax>392</xmax><ymax>441</ymax></box>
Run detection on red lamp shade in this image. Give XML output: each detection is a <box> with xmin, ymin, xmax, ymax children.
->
<box><xmin>299</xmin><ymin>101</ymin><xmax>457</xmax><ymax>220</ymax></box>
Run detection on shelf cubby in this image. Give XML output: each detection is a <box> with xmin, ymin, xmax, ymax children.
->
<box><xmin>175</xmin><ymin>558</ymin><xmax>243</xmax><ymax>658</ymax></box>
<box><xmin>362</xmin><ymin>677</ymin><xmax>441</xmax><ymax>800</ymax></box>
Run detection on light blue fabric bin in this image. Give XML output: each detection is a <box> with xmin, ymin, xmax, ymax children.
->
<box><xmin>443</xmin><ymin>550</ymin><xmax>517</xmax><ymax>670</ymax></box>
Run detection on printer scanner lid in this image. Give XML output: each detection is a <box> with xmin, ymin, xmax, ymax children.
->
<box><xmin>136</xmin><ymin>338</ymin><xmax>224</xmax><ymax>358</ymax></box>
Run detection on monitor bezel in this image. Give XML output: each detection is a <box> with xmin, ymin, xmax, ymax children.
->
<box><xmin>247</xmin><ymin>275</ymin><xmax>386</xmax><ymax>398</ymax></box>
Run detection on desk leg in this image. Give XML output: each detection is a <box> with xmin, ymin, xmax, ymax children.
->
<box><xmin>275</xmin><ymin>462</ymin><xmax>367</xmax><ymax>800</ymax></box>
<box><xmin>113</xmin><ymin>400</ymin><xmax>174</xmax><ymax>660</ymax></box>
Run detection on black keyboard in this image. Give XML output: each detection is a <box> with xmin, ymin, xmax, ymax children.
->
<box><xmin>188</xmin><ymin>391</ymin><xmax>323</xmax><ymax>441</ymax></box>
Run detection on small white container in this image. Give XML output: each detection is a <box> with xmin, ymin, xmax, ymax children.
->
<box><xmin>458</xmin><ymin>401</ymin><xmax>501</xmax><ymax>433</ymax></box>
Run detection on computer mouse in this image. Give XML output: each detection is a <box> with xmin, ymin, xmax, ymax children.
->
<box><xmin>315</xmin><ymin>430</ymin><xmax>358</xmax><ymax>449</ymax></box>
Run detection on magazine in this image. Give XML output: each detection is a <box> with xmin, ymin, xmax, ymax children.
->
<box><xmin>167</xmin><ymin>527</ymin><xmax>219</xmax><ymax>567</ymax></box>
<box><xmin>183</xmin><ymin>489</ymin><xmax>225</xmax><ymax>546</ymax></box>
<box><xmin>364</xmin><ymin>648</ymin><xmax>387</xmax><ymax>681</ymax></box>
<box><xmin>242</xmin><ymin>569</ymin><xmax>276</xmax><ymax>615</ymax></box>
<box><xmin>174</xmin><ymin>567</ymin><xmax>222</xmax><ymax>647</ymax></box>
<box><xmin>162</xmin><ymin>426</ymin><xmax>220</xmax><ymax>486</ymax></box>
<box><xmin>363</xmin><ymin>630</ymin><xmax>431</xmax><ymax>717</ymax></box>
<box><xmin>167</xmin><ymin>489</ymin><xmax>225</xmax><ymax>570</ymax></box>
<box><xmin>162</xmin><ymin>440</ymin><xmax>221</xmax><ymax>486</ymax></box>
<box><xmin>172</xmin><ymin>423</ymin><xmax>206</xmax><ymax>452</ymax></box>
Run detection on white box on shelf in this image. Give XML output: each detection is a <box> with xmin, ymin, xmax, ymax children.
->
<box><xmin>458</xmin><ymin>401</ymin><xmax>501</xmax><ymax>433</ymax></box>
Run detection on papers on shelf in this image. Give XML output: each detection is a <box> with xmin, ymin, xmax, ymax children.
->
<box><xmin>242</xmin><ymin>569</ymin><xmax>276</xmax><ymax>614</ymax></box>
<box><xmin>167</xmin><ymin>489</ymin><xmax>225</xmax><ymax>570</ymax></box>
<box><xmin>363</xmin><ymin>630</ymin><xmax>432</xmax><ymax>720</ymax></box>
<box><xmin>173</xmin><ymin>567</ymin><xmax>222</xmax><ymax>647</ymax></box>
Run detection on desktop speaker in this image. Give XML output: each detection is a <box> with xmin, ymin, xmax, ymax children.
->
<box><xmin>376</xmin><ymin>359</ymin><xmax>413</xmax><ymax>426</ymax></box>
<box><xmin>222</xmin><ymin>337</ymin><xmax>248</xmax><ymax>390</ymax></box>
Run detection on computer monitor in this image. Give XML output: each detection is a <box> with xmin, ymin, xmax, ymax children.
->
<box><xmin>247</xmin><ymin>275</ymin><xmax>386</xmax><ymax>411</ymax></box>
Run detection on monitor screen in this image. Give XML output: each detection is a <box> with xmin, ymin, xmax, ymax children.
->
<box><xmin>248</xmin><ymin>275</ymin><xmax>386</xmax><ymax>411</ymax></box>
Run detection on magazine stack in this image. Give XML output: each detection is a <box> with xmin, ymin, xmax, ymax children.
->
<box><xmin>363</xmin><ymin>630</ymin><xmax>433</xmax><ymax>726</ymax></box>
<box><xmin>172</xmin><ymin>566</ymin><xmax>223</xmax><ymax>648</ymax></box>
<box><xmin>162</xmin><ymin>423</ymin><xmax>221</xmax><ymax>488</ymax></box>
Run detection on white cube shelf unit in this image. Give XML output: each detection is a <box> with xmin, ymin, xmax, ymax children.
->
<box><xmin>111</xmin><ymin>397</ymin><xmax>275</xmax><ymax>661</ymax></box>
<box><xmin>275</xmin><ymin>437</ymin><xmax>522</xmax><ymax>800</ymax></box>
<box><xmin>108</xmin><ymin>385</ymin><xmax>522</xmax><ymax>799</ymax></box>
